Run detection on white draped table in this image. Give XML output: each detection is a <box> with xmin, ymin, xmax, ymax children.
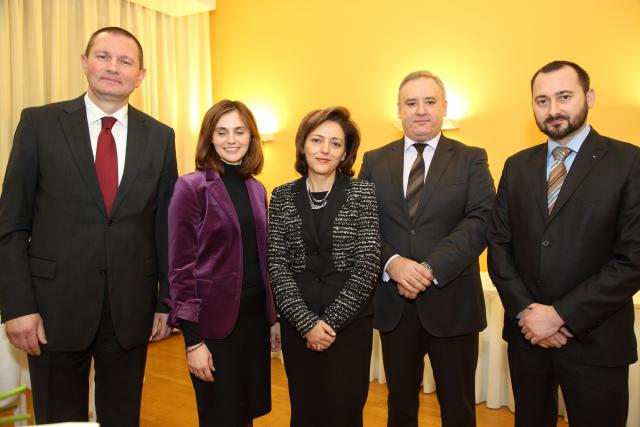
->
<box><xmin>369</xmin><ymin>272</ymin><xmax>640</xmax><ymax>426</ymax></box>
<box><xmin>0</xmin><ymin>323</ymin><xmax>29</xmax><ymax>425</ymax></box>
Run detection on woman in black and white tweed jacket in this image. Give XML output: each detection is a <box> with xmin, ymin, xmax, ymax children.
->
<box><xmin>268</xmin><ymin>106</ymin><xmax>380</xmax><ymax>427</ymax></box>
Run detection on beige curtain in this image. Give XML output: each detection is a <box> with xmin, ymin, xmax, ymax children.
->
<box><xmin>0</xmin><ymin>0</ymin><xmax>213</xmax><ymax>178</ymax></box>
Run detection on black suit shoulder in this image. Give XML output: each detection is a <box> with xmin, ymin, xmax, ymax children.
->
<box><xmin>503</xmin><ymin>142</ymin><xmax>546</xmax><ymax>168</ymax></box>
<box><xmin>597</xmin><ymin>134</ymin><xmax>640</xmax><ymax>154</ymax></box>
<box><xmin>23</xmin><ymin>97</ymin><xmax>79</xmax><ymax>114</ymax></box>
<box><xmin>362</xmin><ymin>138</ymin><xmax>402</xmax><ymax>161</ymax></box>
<box><xmin>506</xmin><ymin>130</ymin><xmax>639</xmax><ymax>164</ymax></box>
<box><xmin>22</xmin><ymin>95</ymin><xmax>174</xmax><ymax>135</ymax></box>
<box><xmin>441</xmin><ymin>135</ymin><xmax>484</xmax><ymax>151</ymax></box>
<box><xmin>364</xmin><ymin>135</ymin><xmax>487</xmax><ymax>158</ymax></box>
<box><xmin>17</xmin><ymin>96</ymin><xmax>84</xmax><ymax>128</ymax></box>
<box><xmin>128</xmin><ymin>104</ymin><xmax>174</xmax><ymax>134</ymax></box>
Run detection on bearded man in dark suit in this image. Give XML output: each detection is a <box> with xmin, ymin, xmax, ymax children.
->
<box><xmin>0</xmin><ymin>26</ymin><xmax>178</xmax><ymax>426</ymax></box>
<box><xmin>359</xmin><ymin>70</ymin><xmax>495</xmax><ymax>427</ymax></box>
<box><xmin>488</xmin><ymin>60</ymin><xmax>640</xmax><ymax>427</ymax></box>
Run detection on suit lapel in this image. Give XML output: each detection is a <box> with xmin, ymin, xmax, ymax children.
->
<box><xmin>59</xmin><ymin>96</ymin><xmax>107</xmax><ymax>218</ymax></box>
<box><xmin>205</xmin><ymin>167</ymin><xmax>241</xmax><ymax>232</ymax></box>
<box><xmin>525</xmin><ymin>144</ymin><xmax>549</xmax><ymax>221</ymax></box>
<box><xmin>245</xmin><ymin>178</ymin><xmax>266</xmax><ymax>236</ymax></box>
<box><xmin>414</xmin><ymin>135</ymin><xmax>454</xmax><ymax>221</ymax></box>
<box><xmin>385</xmin><ymin>139</ymin><xmax>411</xmax><ymax>225</ymax></box>
<box><xmin>548</xmin><ymin>129</ymin><xmax>607</xmax><ymax>221</ymax></box>
<box><xmin>293</xmin><ymin>177</ymin><xmax>321</xmax><ymax>247</ymax></box>
<box><xmin>110</xmin><ymin>106</ymin><xmax>149</xmax><ymax>217</ymax></box>
<box><xmin>317</xmin><ymin>173</ymin><xmax>348</xmax><ymax>239</ymax></box>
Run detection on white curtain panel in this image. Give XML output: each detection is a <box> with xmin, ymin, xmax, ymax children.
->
<box><xmin>0</xmin><ymin>0</ymin><xmax>213</xmax><ymax>179</ymax></box>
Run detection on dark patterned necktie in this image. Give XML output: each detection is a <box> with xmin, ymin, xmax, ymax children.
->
<box><xmin>547</xmin><ymin>146</ymin><xmax>572</xmax><ymax>214</ymax></box>
<box><xmin>95</xmin><ymin>116</ymin><xmax>118</xmax><ymax>215</ymax></box>
<box><xmin>406</xmin><ymin>143</ymin><xmax>426</xmax><ymax>218</ymax></box>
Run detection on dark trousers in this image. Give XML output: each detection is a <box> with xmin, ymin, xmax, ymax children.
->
<box><xmin>508</xmin><ymin>344</ymin><xmax>629</xmax><ymax>427</ymax></box>
<box><xmin>281</xmin><ymin>315</ymin><xmax>373</xmax><ymax>427</ymax></box>
<box><xmin>28</xmin><ymin>296</ymin><xmax>148</xmax><ymax>427</ymax></box>
<box><xmin>380</xmin><ymin>302</ymin><xmax>478</xmax><ymax>427</ymax></box>
<box><xmin>190</xmin><ymin>286</ymin><xmax>271</xmax><ymax>427</ymax></box>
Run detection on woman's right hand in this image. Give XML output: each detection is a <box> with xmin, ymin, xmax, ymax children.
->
<box><xmin>305</xmin><ymin>320</ymin><xmax>336</xmax><ymax>352</ymax></box>
<box><xmin>187</xmin><ymin>343</ymin><xmax>215</xmax><ymax>382</ymax></box>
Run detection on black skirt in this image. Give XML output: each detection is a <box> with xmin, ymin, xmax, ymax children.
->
<box><xmin>280</xmin><ymin>315</ymin><xmax>373</xmax><ymax>427</ymax></box>
<box><xmin>191</xmin><ymin>286</ymin><xmax>271</xmax><ymax>427</ymax></box>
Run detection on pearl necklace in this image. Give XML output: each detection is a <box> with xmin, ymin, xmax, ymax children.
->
<box><xmin>306</xmin><ymin>178</ymin><xmax>332</xmax><ymax>210</ymax></box>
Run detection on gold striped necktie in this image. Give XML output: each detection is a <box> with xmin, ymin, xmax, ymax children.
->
<box><xmin>547</xmin><ymin>146</ymin><xmax>572</xmax><ymax>214</ymax></box>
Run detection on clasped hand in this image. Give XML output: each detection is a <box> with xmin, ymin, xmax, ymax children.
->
<box><xmin>518</xmin><ymin>303</ymin><xmax>574</xmax><ymax>348</ymax></box>
<box><xmin>387</xmin><ymin>256</ymin><xmax>432</xmax><ymax>299</ymax></box>
<box><xmin>305</xmin><ymin>320</ymin><xmax>336</xmax><ymax>352</ymax></box>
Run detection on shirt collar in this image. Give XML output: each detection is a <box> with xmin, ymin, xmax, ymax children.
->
<box><xmin>547</xmin><ymin>124</ymin><xmax>591</xmax><ymax>158</ymax></box>
<box><xmin>84</xmin><ymin>93</ymin><xmax>129</xmax><ymax>128</ymax></box>
<box><xmin>404</xmin><ymin>132</ymin><xmax>441</xmax><ymax>153</ymax></box>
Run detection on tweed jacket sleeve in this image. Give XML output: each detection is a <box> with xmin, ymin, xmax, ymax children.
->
<box><xmin>321</xmin><ymin>180</ymin><xmax>380</xmax><ymax>331</ymax></box>
<box><xmin>268</xmin><ymin>183</ymin><xmax>321</xmax><ymax>336</ymax></box>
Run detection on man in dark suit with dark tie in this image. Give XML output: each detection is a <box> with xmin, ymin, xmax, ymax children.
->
<box><xmin>488</xmin><ymin>60</ymin><xmax>640</xmax><ymax>427</ymax></box>
<box><xmin>359</xmin><ymin>71</ymin><xmax>495</xmax><ymax>427</ymax></box>
<box><xmin>0</xmin><ymin>27</ymin><xmax>178</xmax><ymax>426</ymax></box>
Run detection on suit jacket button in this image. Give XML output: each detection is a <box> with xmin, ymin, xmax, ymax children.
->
<box><xmin>315</xmin><ymin>276</ymin><xmax>321</xmax><ymax>283</ymax></box>
<box><xmin>541</xmin><ymin>240</ymin><xmax>550</xmax><ymax>247</ymax></box>
<box><xmin>409</xmin><ymin>229</ymin><xmax>416</xmax><ymax>236</ymax></box>
<box><xmin>107</xmin><ymin>219</ymin><xmax>114</xmax><ymax>226</ymax></box>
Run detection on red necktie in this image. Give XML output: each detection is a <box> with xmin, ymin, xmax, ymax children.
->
<box><xmin>95</xmin><ymin>116</ymin><xmax>118</xmax><ymax>215</ymax></box>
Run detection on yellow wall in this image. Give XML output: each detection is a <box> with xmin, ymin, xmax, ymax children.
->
<box><xmin>209</xmin><ymin>0</ymin><xmax>640</xmax><ymax>266</ymax></box>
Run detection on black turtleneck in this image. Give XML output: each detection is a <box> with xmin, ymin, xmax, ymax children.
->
<box><xmin>221</xmin><ymin>163</ymin><xmax>262</xmax><ymax>287</ymax></box>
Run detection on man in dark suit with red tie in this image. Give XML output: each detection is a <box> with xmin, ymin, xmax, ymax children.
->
<box><xmin>488</xmin><ymin>60</ymin><xmax>640</xmax><ymax>427</ymax></box>
<box><xmin>0</xmin><ymin>27</ymin><xmax>178</xmax><ymax>426</ymax></box>
<box><xmin>359</xmin><ymin>71</ymin><xmax>495</xmax><ymax>427</ymax></box>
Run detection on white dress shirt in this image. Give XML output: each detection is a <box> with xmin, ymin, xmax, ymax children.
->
<box><xmin>84</xmin><ymin>93</ymin><xmax>128</xmax><ymax>185</ymax></box>
<box><xmin>383</xmin><ymin>133</ymin><xmax>441</xmax><ymax>282</ymax></box>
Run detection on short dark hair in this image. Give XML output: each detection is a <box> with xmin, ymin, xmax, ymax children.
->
<box><xmin>85</xmin><ymin>27</ymin><xmax>144</xmax><ymax>69</ymax></box>
<box><xmin>398</xmin><ymin>70</ymin><xmax>447</xmax><ymax>101</ymax></box>
<box><xmin>294</xmin><ymin>106</ymin><xmax>360</xmax><ymax>177</ymax></box>
<box><xmin>531</xmin><ymin>60</ymin><xmax>590</xmax><ymax>93</ymax></box>
<box><xmin>195</xmin><ymin>100</ymin><xmax>264</xmax><ymax>178</ymax></box>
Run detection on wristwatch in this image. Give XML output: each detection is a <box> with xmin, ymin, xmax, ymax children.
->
<box><xmin>421</xmin><ymin>262</ymin><xmax>440</xmax><ymax>287</ymax></box>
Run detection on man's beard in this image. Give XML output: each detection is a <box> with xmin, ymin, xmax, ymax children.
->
<box><xmin>536</xmin><ymin>102</ymin><xmax>588</xmax><ymax>141</ymax></box>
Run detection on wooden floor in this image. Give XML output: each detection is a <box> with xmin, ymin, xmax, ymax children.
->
<box><xmin>138</xmin><ymin>333</ymin><xmax>567</xmax><ymax>427</ymax></box>
<box><xmin>3</xmin><ymin>333</ymin><xmax>567</xmax><ymax>426</ymax></box>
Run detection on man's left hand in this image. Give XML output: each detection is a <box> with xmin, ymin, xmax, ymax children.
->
<box><xmin>150</xmin><ymin>312</ymin><xmax>171</xmax><ymax>342</ymax></box>
<box><xmin>518</xmin><ymin>303</ymin><xmax>565</xmax><ymax>345</ymax></box>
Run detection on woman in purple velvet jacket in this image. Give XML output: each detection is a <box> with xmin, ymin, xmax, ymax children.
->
<box><xmin>166</xmin><ymin>100</ymin><xmax>280</xmax><ymax>427</ymax></box>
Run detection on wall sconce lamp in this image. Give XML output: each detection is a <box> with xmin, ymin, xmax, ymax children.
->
<box><xmin>260</xmin><ymin>133</ymin><xmax>275</xmax><ymax>142</ymax></box>
<box><xmin>442</xmin><ymin>119</ymin><xmax>459</xmax><ymax>130</ymax></box>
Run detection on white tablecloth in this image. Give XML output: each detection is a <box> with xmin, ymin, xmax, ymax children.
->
<box><xmin>0</xmin><ymin>323</ymin><xmax>29</xmax><ymax>425</ymax></box>
<box><xmin>369</xmin><ymin>272</ymin><xmax>640</xmax><ymax>427</ymax></box>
